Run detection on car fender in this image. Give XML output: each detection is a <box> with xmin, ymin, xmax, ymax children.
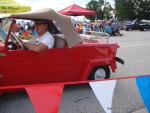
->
<box><xmin>79</xmin><ymin>57</ymin><xmax>116</xmax><ymax>80</ymax></box>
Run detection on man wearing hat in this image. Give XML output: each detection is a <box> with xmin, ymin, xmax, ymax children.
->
<box><xmin>22</xmin><ymin>20</ymin><xmax>55</xmax><ymax>52</ymax></box>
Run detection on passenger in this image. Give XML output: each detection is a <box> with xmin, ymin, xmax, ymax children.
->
<box><xmin>22</xmin><ymin>20</ymin><xmax>55</xmax><ymax>52</ymax></box>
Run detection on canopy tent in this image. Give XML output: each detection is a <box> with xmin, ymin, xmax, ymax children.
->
<box><xmin>58</xmin><ymin>4</ymin><xmax>96</xmax><ymax>16</ymax></box>
<box><xmin>0</xmin><ymin>0</ymin><xmax>31</xmax><ymax>14</ymax></box>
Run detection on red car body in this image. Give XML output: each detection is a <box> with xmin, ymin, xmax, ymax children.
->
<box><xmin>0</xmin><ymin>43</ymin><xmax>118</xmax><ymax>86</ymax></box>
<box><xmin>0</xmin><ymin>9</ymin><xmax>122</xmax><ymax>87</ymax></box>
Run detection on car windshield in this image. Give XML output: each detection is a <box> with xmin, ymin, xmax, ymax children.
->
<box><xmin>0</xmin><ymin>18</ymin><xmax>13</xmax><ymax>44</ymax></box>
<box><xmin>8</xmin><ymin>19</ymin><xmax>61</xmax><ymax>41</ymax></box>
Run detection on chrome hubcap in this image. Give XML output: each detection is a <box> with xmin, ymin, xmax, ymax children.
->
<box><xmin>94</xmin><ymin>69</ymin><xmax>106</xmax><ymax>80</ymax></box>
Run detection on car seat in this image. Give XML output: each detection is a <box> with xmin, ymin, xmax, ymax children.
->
<box><xmin>53</xmin><ymin>35</ymin><xmax>68</xmax><ymax>48</ymax></box>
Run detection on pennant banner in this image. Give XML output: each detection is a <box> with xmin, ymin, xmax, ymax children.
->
<box><xmin>89</xmin><ymin>80</ymin><xmax>116</xmax><ymax>113</ymax></box>
<box><xmin>25</xmin><ymin>85</ymin><xmax>64</xmax><ymax>113</ymax></box>
<box><xmin>0</xmin><ymin>75</ymin><xmax>150</xmax><ymax>113</ymax></box>
<box><xmin>136</xmin><ymin>76</ymin><xmax>150</xmax><ymax>113</ymax></box>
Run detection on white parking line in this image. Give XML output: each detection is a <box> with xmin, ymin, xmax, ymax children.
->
<box><xmin>121</xmin><ymin>43</ymin><xmax>150</xmax><ymax>48</ymax></box>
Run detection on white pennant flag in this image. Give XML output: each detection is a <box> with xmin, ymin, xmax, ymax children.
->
<box><xmin>89</xmin><ymin>80</ymin><xmax>116</xmax><ymax>113</ymax></box>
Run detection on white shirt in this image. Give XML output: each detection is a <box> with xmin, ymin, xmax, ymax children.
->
<box><xmin>30</xmin><ymin>31</ymin><xmax>55</xmax><ymax>48</ymax></box>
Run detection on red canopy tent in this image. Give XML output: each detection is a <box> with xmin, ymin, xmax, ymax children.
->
<box><xmin>58</xmin><ymin>4</ymin><xmax>96</xmax><ymax>16</ymax></box>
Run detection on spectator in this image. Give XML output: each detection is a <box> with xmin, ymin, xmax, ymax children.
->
<box><xmin>104</xmin><ymin>22</ymin><xmax>112</xmax><ymax>35</ymax></box>
<box><xmin>111</xmin><ymin>20</ymin><xmax>122</xmax><ymax>36</ymax></box>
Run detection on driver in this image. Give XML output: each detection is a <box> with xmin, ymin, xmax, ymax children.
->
<box><xmin>22</xmin><ymin>20</ymin><xmax>55</xmax><ymax>52</ymax></box>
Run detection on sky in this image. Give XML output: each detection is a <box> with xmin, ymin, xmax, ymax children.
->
<box><xmin>15</xmin><ymin>0</ymin><xmax>114</xmax><ymax>11</ymax></box>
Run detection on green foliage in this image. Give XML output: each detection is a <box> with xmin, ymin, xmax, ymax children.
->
<box><xmin>103</xmin><ymin>2</ymin><xmax>114</xmax><ymax>19</ymax></box>
<box><xmin>86</xmin><ymin>0</ymin><xmax>103</xmax><ymax>20</ymax></box>
<box><xmin>115</xmin><ymin>0</ymin><xmax>150</xmax><ymax>20</ymax></box>
<box><xmin>115</xmin><ymin>0</ymin><xmax>126</xmax><ymax>20</ymax></box>
<box><xmin>86</xmin><ymin>0</ymin><xmax>114</xmax><ymax>21</ymax></box>
<box><xmin>135</xmin><ymin>0</ymin><xmax>150</xmax><ymax>19</ymax></box>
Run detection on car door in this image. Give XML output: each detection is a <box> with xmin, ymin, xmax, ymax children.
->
<box><xmin>0</xmin><ymin>50</ymin><xmax>61</xmax><ymax>85</ymax></box>
<box><xmin>0</xmin><ymin>47</ymin><xmax>85</xmax><ymax>86</ymax></box>
<box><xmin>133</xmin><ymin>22</ymin><xmax>139</xmax><ymax>30</ymax></box>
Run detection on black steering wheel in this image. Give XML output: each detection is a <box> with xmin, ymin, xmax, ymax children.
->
<box><xmin>8</xmin><ymin>32</ymin><xmax>24</xmax><ymax>50</ymax></box>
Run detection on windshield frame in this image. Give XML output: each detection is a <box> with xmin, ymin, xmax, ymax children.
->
<box><xmin>0</xmin><ymin>18</ymin><xmax>14</xmax><ymax>46</ymax></box>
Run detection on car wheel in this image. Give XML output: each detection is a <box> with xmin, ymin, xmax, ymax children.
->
<box><xmin>126</xmin><ymin>28</ymin><xmax>129</xmax><ymax>31</ymax></box>
<box><xmin>89</xmin><ymin>65</ymin><xmax>110</xmax><ymax>80</ymax></box>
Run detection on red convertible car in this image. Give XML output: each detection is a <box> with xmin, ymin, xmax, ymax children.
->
<box><xmin>0</xmin><ymin>9</ymin><xmax>123</xmax><ymax>87</ymax></box>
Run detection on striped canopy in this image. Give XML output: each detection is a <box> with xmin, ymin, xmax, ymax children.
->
<box><xmin>0</xmin><ymin>0</ymin><xmax>31</xmax><ymax>14</ymax></box>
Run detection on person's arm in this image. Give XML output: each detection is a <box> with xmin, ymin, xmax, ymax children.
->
<box><xmin>22</xmin><ymin>42</ymin><xmax>48</xmax><ymax>52</ymax></box>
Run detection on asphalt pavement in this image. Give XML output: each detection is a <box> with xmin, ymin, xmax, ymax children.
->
<box><xmin>110</xmin><ymin>31</ymin><xmax>150</xmax><ymax>77</ymax></box>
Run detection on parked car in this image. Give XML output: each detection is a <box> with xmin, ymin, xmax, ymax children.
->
<box><xmin>0</xmin><ymin>9</ymin><xmax>123</xmax><ymax>87</ymax></box>
<box><xmin>125</xmin><ymin>19</ymin><xmax>150</xmax><ymax>31</ymax></box>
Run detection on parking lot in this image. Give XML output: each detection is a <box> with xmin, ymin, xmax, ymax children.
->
<box><xmin>110</xmin><ymin>31</ymin><xmax>150</xmax><ymax>77</ymax></box>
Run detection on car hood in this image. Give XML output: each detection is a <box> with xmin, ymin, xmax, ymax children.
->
<box><xmin>10</xmin><ymin>8</ymin><xmax>82</xmax><ymax>48</ymax></box>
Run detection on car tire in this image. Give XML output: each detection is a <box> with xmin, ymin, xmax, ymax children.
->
<box><xmin>126</xmin><ymin>28</ymin><xmax>129</xmax><ymax>31</ymax></box>
<box><xmin>88</xmin><ymin>65</ymin><xmax>110</xmax><ymax>80</ymax></box>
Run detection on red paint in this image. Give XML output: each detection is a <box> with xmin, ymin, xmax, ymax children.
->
<box><xmin>1</xmin><ymin>75</ymin><xmax>150</xmax><ymax>91</ymax></box>
<box><xmin>26</xmin><ymin>85</ymin><xmax>64</xmax><ymax>113</ymax></box>
<box><xmin>0</xmin><ymin>43</ymin><xmax>118</xmax><ymax>86</ymax></box>
<box><xmin>58</xmin><ymin>4</ymin><xmax>96</xmax><ymax>16</ymax></box>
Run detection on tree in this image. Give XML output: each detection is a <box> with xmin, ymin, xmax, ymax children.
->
<box><xmin>115</xmin><ymin>0</ymin><xmax>128</xmax><ymax>20</ymax></box>
<box><xmin>115</xmin><ymin>0</ymin><xmax>150</xmax><ymax>20</ymax></box>
<box><xmin>134</xmin><ymin>0</ymin><xmax>150</xmax><ymax>19</ymax></box>
<box><xmin>126</xmin><ymin>0</ymin><xmax>135</xmax><ymax>20</ymax></box>
<box><xmin>86</xmin><ymin>0</ymin><xmax>114</xmax><ymax>20</ymax></box>
<box><xmin>103</xmin><ymin>1</ymin><xmax>114</xmax><ymax>19</ymax></box>
<box><xmin>86</xmin><ymin>0</ymin><xmax>103</xmax><ymax>20</ymax></box>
